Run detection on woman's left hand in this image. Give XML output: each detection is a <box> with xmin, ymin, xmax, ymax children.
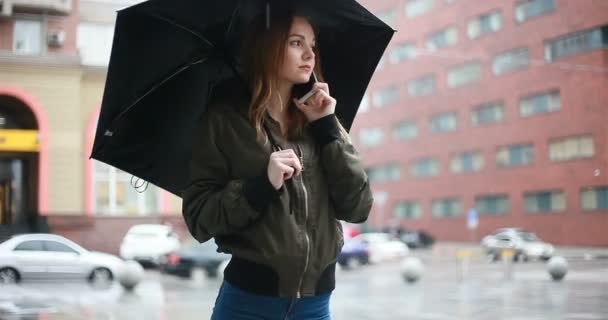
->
<box><xmin>293</xmin><ymin>82</ymin><xmax>336</xmax><ymax>122</ymax></box>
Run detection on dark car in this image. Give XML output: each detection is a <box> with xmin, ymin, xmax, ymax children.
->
<box><xmin>383</xmin><ymin>227</ymin><xmax>435</xmax><ymax>249</ymax></box>
<box><xmin>160</xmin><ymin>240</ymin><xmax>231</xmax><ymax>279</ymax></box>
<box><xmin>337</xmin><ymin>239</ymin><xmax>369</xmax><ymax>269</ymax></box>
<box><xmin>398</xmin><ymin>229</ymin><xmax>435</xmax><ymax>249</ymax></box>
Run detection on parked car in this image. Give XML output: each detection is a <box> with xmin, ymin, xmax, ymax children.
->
<box><xmin>119</xmin><ymin>224</ymin><xmax>181</xmax><ymax>267</ymax></box>
<box><xmin>481</xmin><ymin>228</ymin><xmax>554</xmax><ymax>262</ymax></box>
<box><xmin>0</xmin><ymin>233</ymin><xmax>124</xmax><ymax>284</ymax></box>
<box><xmin>352</xmin><ymin>233</ymin><xmax>409</xmax><ymax>263</ymax></box>
<box><xmin>398</xmin><ymin>229</ymin><xmax>435</xmax><ymax>249</ymax></box>
<box><xmin>160</xmin><ymin>240</ymin><xmax>230</xmax><ymax>279</ymax></box>
<box><xmin>337</xmin><ymin>239</ymin><xmax>369</xmax><ymax>269</ymax></box>
<box><xmin>382</xmin><ymin>227</ymin><xmax>435</xmax><ymax>249</ymax></box>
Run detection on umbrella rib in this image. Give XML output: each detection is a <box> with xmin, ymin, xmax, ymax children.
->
<box><xmin>147</xmin><ymin>12</ymin><xmax>214</xmax><ymax>49</ymax></box>
<box><xmin>224</xmin><ymin>1</ymin><xmax>242</xmax><ymax>43</ymax></box>
<box><xmin>105</xmin><ymin>57</ymin><xmax>209</xmax><ymax>136</ymax></box>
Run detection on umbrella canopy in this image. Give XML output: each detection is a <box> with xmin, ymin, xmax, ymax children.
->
<box><xmin>91</xmin><ymin>0</ymin><xmax>395</xmax><ymax>196</ymax></box>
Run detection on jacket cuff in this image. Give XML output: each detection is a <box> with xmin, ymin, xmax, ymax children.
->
<box><xmin>242</xmin><ymin>173</ymin><xmax>282</xmax><ymax>213</ymax></box>
<box><xmin>309</xmin><ymin>114</ymin><xmax>341</xmax><ymax>147</ymax></box>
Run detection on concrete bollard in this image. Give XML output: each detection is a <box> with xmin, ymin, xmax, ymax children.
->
<box><xmin>401</xmin><ymin>257</ymin><xmax>424</xmax><ymax>283</ymax></box>
<box><xmin>118</xmin><ymin>260</ymin><xmax>145</xmax><ymax>291</ymax></box>
<box><xmin>547</xmin><ymin>256</ymin><xmax>568</xmax><ymax>281</ymax></box>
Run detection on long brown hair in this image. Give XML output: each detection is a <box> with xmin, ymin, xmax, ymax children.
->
<box><xmin>241</xmin><ymin>11</ymin><xmax>324</xmax><ymax>142</ymax></box>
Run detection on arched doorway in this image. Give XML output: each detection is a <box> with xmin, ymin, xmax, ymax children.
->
<box><xmin>0</xmin><ymin>95</ymin><xmax>39</xmax><ymax>229</ymax></box>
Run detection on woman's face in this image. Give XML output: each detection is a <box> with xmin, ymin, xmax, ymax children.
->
<box><xmin>279</xmin><ymin>17</ymin><xmax>316</xmax><ymax>85</ymax></box>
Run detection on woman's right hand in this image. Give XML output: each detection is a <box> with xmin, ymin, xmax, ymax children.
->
<box><xmin>267</xmin><ymin>149</ymin><xmax>302</xmax><ymax>190</ymax></box>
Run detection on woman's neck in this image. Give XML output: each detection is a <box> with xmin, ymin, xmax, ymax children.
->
<box><xmin>267</xmin><ymin>81</ymin><xmax>293</xmax><ymax>132</ymax></box>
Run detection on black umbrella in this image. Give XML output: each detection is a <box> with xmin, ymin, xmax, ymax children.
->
<box><xmin>91</xmin><ymin>0</ymin><xmax>395</xmax><ymax>196</ymax></box>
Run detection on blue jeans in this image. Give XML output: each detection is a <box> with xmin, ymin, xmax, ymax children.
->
<box><xmin>211</xmin><ymin>281</ymin><xmax>332</xmax><ymax>320</ymax></box>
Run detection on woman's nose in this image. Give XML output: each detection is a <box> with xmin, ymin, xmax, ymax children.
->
<box><xmin>303</xmin><ymin>46</ymin><xmax>315</xmax><ymax>60</ymax></box>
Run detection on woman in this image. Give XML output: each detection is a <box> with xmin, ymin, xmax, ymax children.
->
<box><xmin>182</xmin><ymin>11</ymin><xmax>373</xmax><ymax>320</ymax></box>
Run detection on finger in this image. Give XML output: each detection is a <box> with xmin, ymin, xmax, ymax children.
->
<box><xmin>293</xmin><ymin>98</ymin><xmax>306</xmax><ymax>110</ymax></box>
<box><xmin>314</xmin><ymin>90</ymin><xmax>331</xmax><ymax>107</ymax></box>
<box><xmin>314</xmin><ymin>82</ymin><xmax>330</xmax><ymax>95</ymax></box>
<box><xmin>273</xmin><ymin>149</ymin><xmax>298</xmax><ymax>158</ymax></box>
<box><xmin>277</xmin><ymin>163</ymin><xmax>295</xmax><ymax>180</ymax></box>
<box><xmin>279</xmin><ymin>157</ymin><xmax>302</xmax><ymax>176</ymax></box>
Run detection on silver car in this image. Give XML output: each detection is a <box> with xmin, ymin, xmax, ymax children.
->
<box><xmin>481</xmin><ymin>228</ymin><xmax>555</xmax><ymax>262</ymax></box>
<box><xmin>0</xmin><ymin>233</ymin><xmax>124</xmax><ymax>284</ymax></box>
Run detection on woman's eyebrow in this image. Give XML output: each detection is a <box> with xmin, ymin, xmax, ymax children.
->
<box><xmin>289</xmin><ymin>34</ymin><xmax>316</xmax><ymax>42</ymax></box>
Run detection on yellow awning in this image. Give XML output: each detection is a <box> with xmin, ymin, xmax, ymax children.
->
<box><xmin>0</xmin><ymin>129</ymin><xmax>40</xmax><ymax>152</ymax></box>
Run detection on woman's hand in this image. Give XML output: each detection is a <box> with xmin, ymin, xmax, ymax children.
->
<box><xmin>293</xmin><ymin>82</ymin><xmax>336</xmax><ymax>122</ymax></box>
<box><xmin>267</xmin><ymin>149</ymin><xmax>302</xmax><ymax>190</ymax></box>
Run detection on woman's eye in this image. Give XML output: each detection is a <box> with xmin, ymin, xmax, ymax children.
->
<box><xmin>291</xmin><ymin>40</ymin><xmax>301</xmax><ymax>46</ymax></box>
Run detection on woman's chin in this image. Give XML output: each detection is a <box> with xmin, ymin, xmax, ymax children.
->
<box><xmin>292</xmin><ymin>76</ymin><xmax>311</xmax><ymax>84</ymax></box>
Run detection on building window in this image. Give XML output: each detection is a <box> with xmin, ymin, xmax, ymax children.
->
<box><xmin>492</xmin><ymin>48</ymin><xmax>529</xmax><ymax>75</ymax></box>
<box><xmin>549</xmin><ymin>135</ymin><xmax>594</xmax><ymax>162</ymax></box>
<box><xmin>524</xmin><ymin>191</ymin><xmax>566</xmax><ymax>213</ymax></box>
<box><xmin>78</xmin><ymin>23</ymin><xmax>115</xmax><ymax>66</ymax></box>
<box><xmin>94</xmin><ymin>162</ymin><xmax>161</xmax><ymax>216</ymax></box>
<box><xmin>450</xmin><ymin>151</ymin><xmax>484</xmax><ymax>173</ymax></box>
<box><xmin>475</xmin><ymin>195</ymin><xmax>510</xmax><ymax>215</ymax></box>
<box><xmin>515</xmin><ymin>0</ymin><xmax>556</xmax><ymax>23</ymax></box>
<box><xmin>406</xmin><ymin>0</ymin><xmax>435</xmax><ymax>18</ymax></box>
<box><xmin>431</xmin><ymin>198</ymin><xmax>462</xmax><ymax>218</ymax></box>
<box><xmin>520</xmin><ymin>90</ymin><xmax>560</xmax><ymax>117</ymax></box>
<box><xmin>366</xmin><ymin>164</ymin><xmax>401</xmax><ymax>183</ymax></box>
<box><xmin>581</xmin><ymin>186</ymin><xmax>608</xmax><ymax>211</ymax></box>
<box><xmin>359</xmin><ymin>128</ymin><xmax>384</xmax><ymax>147</ymax></box>
<box><xmin>393</xmin><ymin>121</ymin><xmax>418</xmax><ymax>141</ymax></box>
<box><xmin>394</xmin><ymin>201</ymin><xmax>422</xmax><ymax>219</ymax></box>
<box><xmin>411</xmin><ymin>158</ymin><xmax>439</xmax><ymax>178</ymax></box>
<box><xmin>524</xmin><ymin>190</ymin><xmax>565</xmax><ymax>213</ymax></box>
<box><xmin>496</xmin><ymin>144</ymin><xmax>534</xmax><ymax>168</ymax></box>
<box><xmin>13</xmin><ymin>20</ymin><xmax>42</xmax><ymax>55</ymax></box>
<box><xmin>448</xmin><ymin>62</ymin><xmax>481</xmax><ymax>88</ymax></box>
<box><xmin>408</xmin><ymin>74</ymin><xmax>436</xmax><ymax>97</ymax></box>
<box><xmin>545</xmin><ymin>26</ymin><xmax>608</xmax><ymax>62</ymax></box>
<box><xmin>358</xmin><ymin>94</ymin><xmax>370</xmax><ymax>113</ymax></box>
<box><xmin>430</xmin><ymin>112</ymin><xmax>458</xmax><ymax>133</ymax></box>
<box><xmin>390</xmin><ymin>42</ymin><xmax>417</xmax><ymax>64</ymax></box>
<box><xmin>471</xmin><ymin>101</ymin><xmax>505</xmax><ymax>126</ymax></box>
<box><xmin>426</xmin><ymin>27</ymin><xmax>458</xmax><ymax>51</ymax></box>
<box><xmin>467</xmin><ymin>11</ymin><xmax>502</xmax><ymax>39</ymax></box>
<box><xmin>372</xmin><ymin>86</ymin><xmax>400</xmax><ymax>108</ymax></box>
<box><xmin>378</xmin><ymin>8</ymin><xmax>399</xmax><ymax>27</ymax></box>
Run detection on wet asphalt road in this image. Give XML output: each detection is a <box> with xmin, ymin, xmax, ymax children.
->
<box><xmin>1</xmin><ymin>247</ymin><xmax>607</xmax><ymax>320</ymax></box>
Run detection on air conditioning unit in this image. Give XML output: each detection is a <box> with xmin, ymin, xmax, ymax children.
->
<box><xmin>1</xmin><ymin>0</ymin><xmax>14</xmax><ymax>17</ymax></box>
<box><xmin>47</xmin><ymin>30</ymin><xmax>66</xmax><ymax>47</ymax></box>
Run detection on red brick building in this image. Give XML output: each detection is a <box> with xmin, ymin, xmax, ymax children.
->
<box><xmin>355</xmin><ymin>0</ymin><xmax>608</xmax><ymax>246</ymax></box>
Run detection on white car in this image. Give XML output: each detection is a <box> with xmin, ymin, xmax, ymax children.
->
<box><xmin>119</xmin><ymin>224</ymin><xmax>180</xmax><ymax>266</ymax></box>
<box><xmin>352</xmin><ymin>233</ymin><xmax>409</xmax><ymax>263</ymax></box>
<box><xmin>481</xmin><ymin>228</ymin><xmax>554</xmax><ymax>262</ymax></box>
<box><xmin>0</xmin><ymin>233</ymin><xmax>124</xmax><ymax>284</ymax></box>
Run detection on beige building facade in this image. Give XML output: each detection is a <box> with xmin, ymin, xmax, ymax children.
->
<box><xmin>0</xmin><ymin>0</ymin><xmax>184</xmax><ymax>250</ymax></box>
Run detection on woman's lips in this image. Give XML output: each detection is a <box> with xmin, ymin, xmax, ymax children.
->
<box><xmin>299</xmin><ymin>66</ymin><xmax>312</xmax><ymax>72</ymax></box>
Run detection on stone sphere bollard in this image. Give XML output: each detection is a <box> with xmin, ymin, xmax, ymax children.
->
<box><xmin>118</xmin><ymin>260</ymin><xmax>145</xmax><ymax>291</ymax></box>
<box><xmin>547</xmin><ymin>256</ymin><xmax>568</xmax><ymax>281</ymax></box>
<box><xmin>401</xmin><ymin>257</ymin><xmax>424</xmax><ymax>283</ymax></box>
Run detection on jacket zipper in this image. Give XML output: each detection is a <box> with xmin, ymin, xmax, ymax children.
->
<box><xmin>295</xmin><ymin>144</ymin><xmax>310</xmax><ymax>298</ymax></box>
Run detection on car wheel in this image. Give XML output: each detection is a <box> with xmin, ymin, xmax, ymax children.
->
<box><xmin>88</xmin><ymin>267</ymin><xmax>113</xmax><ymax>284</ymax></box>
<box><xmin>0</xmin><ymin>267</ymin><xmax>20</xmax><ymax>284</ymax></box>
